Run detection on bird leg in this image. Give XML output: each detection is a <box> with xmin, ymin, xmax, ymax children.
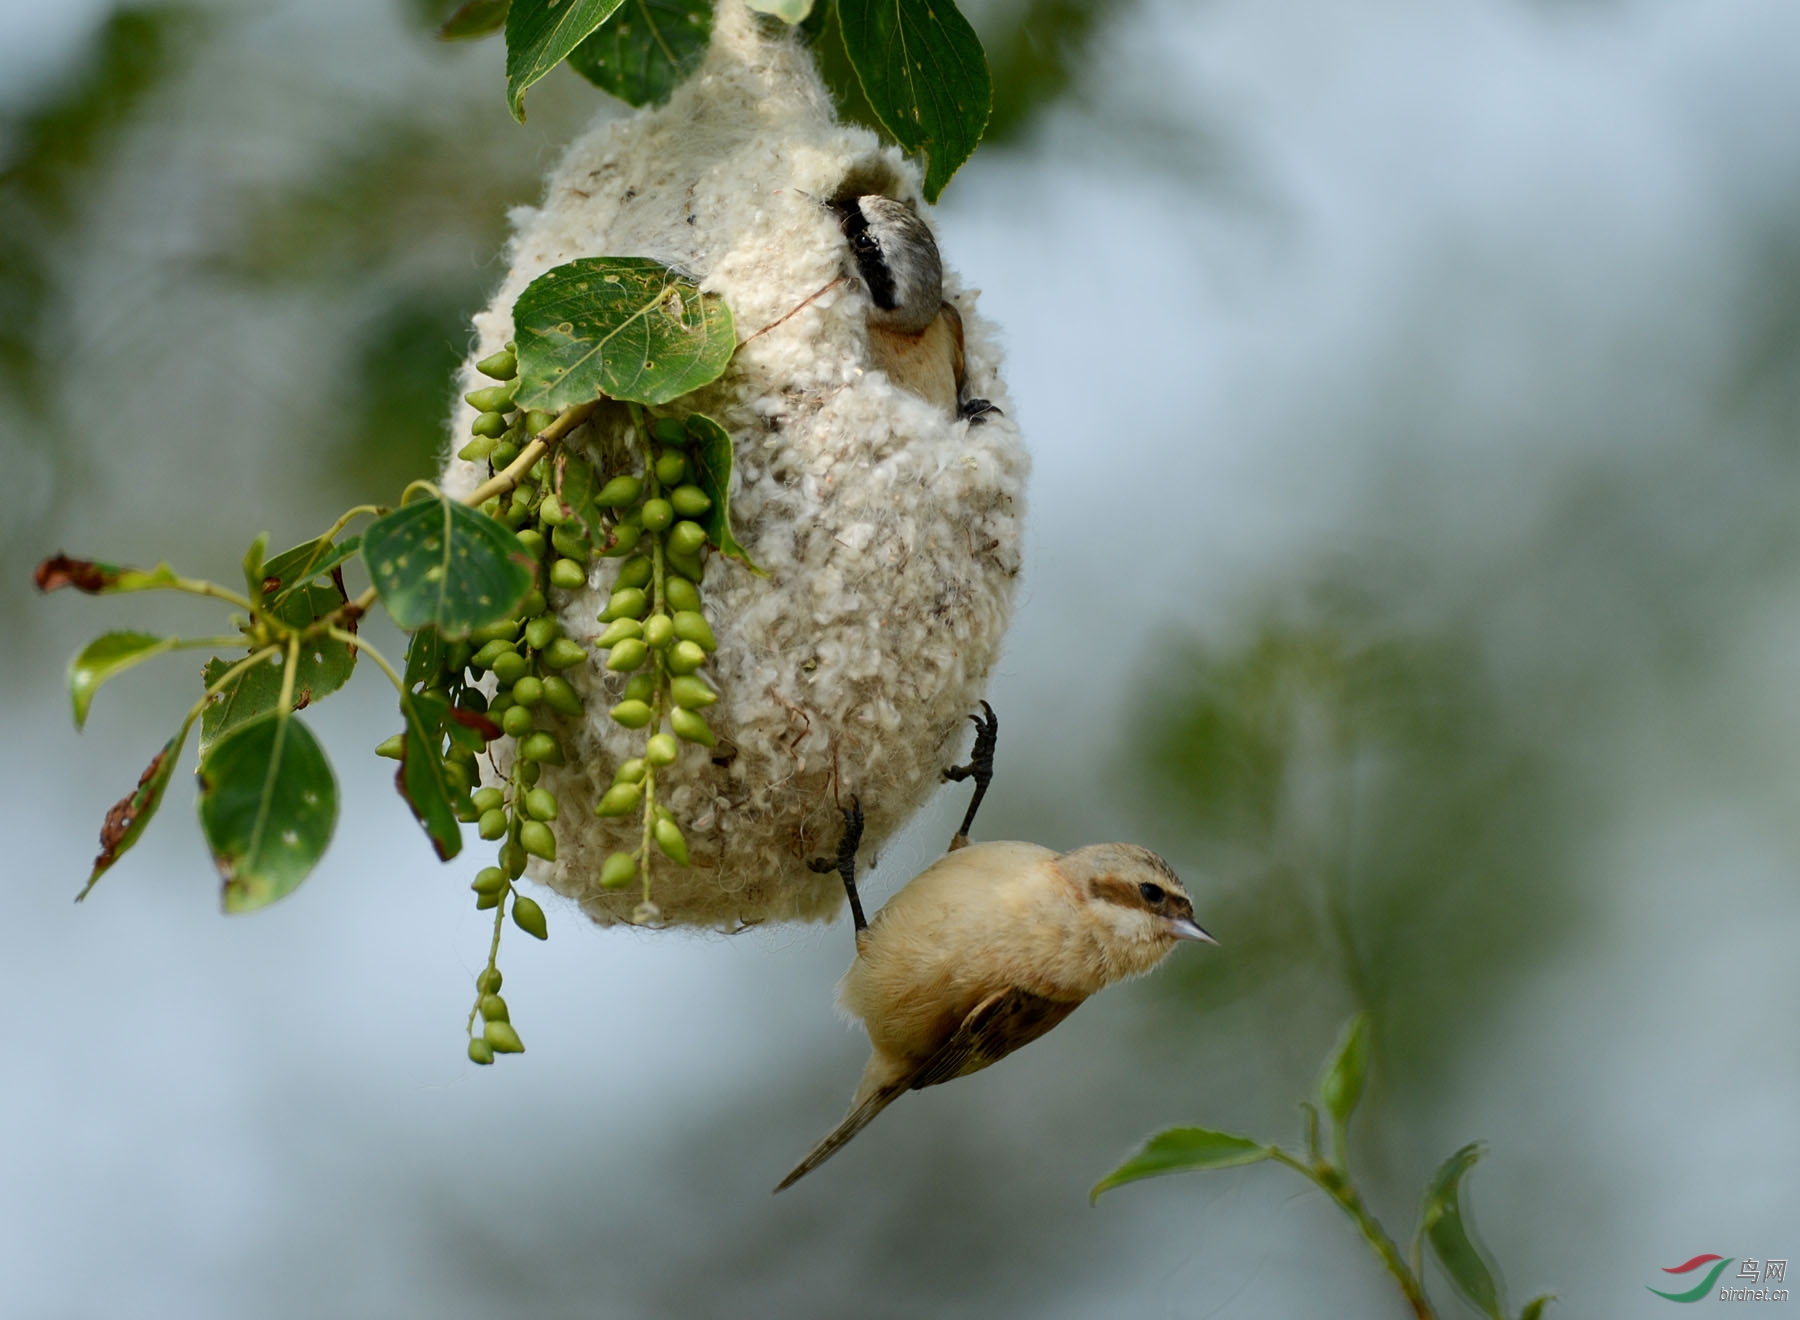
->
<box><xmin>943</xmin><ymin>701</ymin><xmax>999</xmax><ymax>851</ymax></box>
<box><xmin>808</xmin><ymin>797</ymin><xmax>867</xmax><ymax>936</ymax></box>
<box><xmin>959</xmin><ymin>397</ymin><xmax>1001</xmax><ymax>424</ymax></box>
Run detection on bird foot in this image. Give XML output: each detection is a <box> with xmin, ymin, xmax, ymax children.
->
<box><xmin>943</xmin><ymin>701</ymin><xmax>998</xmax><ymax>850</ymax></box>
<box><xmin>808</xmin><ymin>797</ymin><xmax>867</xmax><ymax>933</ymax></box>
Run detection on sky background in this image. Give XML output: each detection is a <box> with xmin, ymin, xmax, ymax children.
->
<box><xmin>5</xmin><ymin>1</ymin><xmax>1799</xmax><ymax>1316</ymax></box>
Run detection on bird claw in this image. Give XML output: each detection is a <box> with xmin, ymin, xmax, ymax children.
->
<box><xmin>959</xmin><ymin>397</ymin><xmax>1001</xmax><ymax>425</ymax></box>
<box><xmin>944</xmin><ymin>702</ymin><xmax>998</xmax><ymax>849</ymax></box>
<box><xmin>812</xmin><ymin>798</ymin><xmax>868</xmax><ymax>934</ymax></box>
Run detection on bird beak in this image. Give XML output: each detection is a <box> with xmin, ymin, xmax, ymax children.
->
<box><xmin>1166</xmin><ymin>916</ymin><xmax>1217</xmax><ymax>945</ymax></box>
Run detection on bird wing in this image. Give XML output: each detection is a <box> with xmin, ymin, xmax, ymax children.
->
<box><xmin>905</xmin><ymin>986</ymin><xmax>1083</xmax><ymax>1091</ymax></box>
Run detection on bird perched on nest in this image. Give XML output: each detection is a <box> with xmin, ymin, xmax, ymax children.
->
<box><xmin>777</xmin><ymin>705</ymin><xmax>1214</xmax><ymax>1190</ymax></box>
<box><xmin>834</xmin><ymin>194</ymin><xmax>996</xmax><ymax>421</ymax></box>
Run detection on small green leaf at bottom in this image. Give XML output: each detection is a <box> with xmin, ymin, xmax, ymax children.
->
<box><xmin>396</xmin><ymin>690</ymin><xmax>463</xmax><ymax>861</ymax></box>
<box><xmin>1320</xmin><ymin>1011</ymin><xmax>1371</xmax><ymax>1129</ymax></box>
<box><xmin>1421</xmin><ymin>1143</ymin><xmax>1505</xmax><ymax>1320</ymax></box>
<box><xmin>685</xmin><ymin>413</ymin><xmax>764</xmax><ymax>575</ymax></box>
<box><xmin>197</xmin><ymin>710</ymin><xmax>338</xmax><ymax>913</ymax></box>
<box><xmin>1090</xmin><ymin>1127</ymin><xmax>1271</xmax><ymax>1204</ymax></box>
<box><xmin>1518</xmin><ymin>1295</ymin><xmax>1556</xmax><ymax>1320</ymax></box>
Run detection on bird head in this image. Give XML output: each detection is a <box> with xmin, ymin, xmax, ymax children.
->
<box><xmin>832</xmin><ymin>194</ymin><xmax>944</xmax><ymax>335</ymax></box>
<box><xmin>1056</xmin><ymin>843</ymin><xmax>1216</xmax><ymax>981</ymax></box>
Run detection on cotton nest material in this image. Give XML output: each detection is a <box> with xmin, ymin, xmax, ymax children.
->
<box><xmin>440</xmin><ymin>2</ymin><xmax>1026</xmax><ymax>929</ymax></box>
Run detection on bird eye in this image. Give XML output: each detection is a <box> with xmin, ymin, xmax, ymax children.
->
<box><xmin>1138</xmin><ymin>882</ymin><xmax>1166</xmax><ymax>906</ymax></box>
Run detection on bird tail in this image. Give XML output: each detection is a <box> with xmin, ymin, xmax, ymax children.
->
<box><xmin>773</xmin><ymin>1082</ymin><xmax>906</xmax><ymax>1192</ymax></box>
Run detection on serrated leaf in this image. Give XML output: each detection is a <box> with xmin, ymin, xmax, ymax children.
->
<box><xmin>200</xmin><ymin>635</ymin><xmax>357</xmax><ymax>757</ymax></box>
<box><xmin>838</xmin><ymin>0</ymin><xmax>991</xmax><ymax>203</ymax></box>
<box><xmin>440</xmin><ymin>0</ymin><xmax>509</xmax><ymax>40</ymax></box>
<box><xmin>747</xmin><ymin>0</ymin><xmax>812</xmax><ymax>21</ymax></box>
<box><xmin>80</xmin><ymin>718</ymin><xmax>198</xmax><ymax>900</ymax></box>
<box><xmin>362</xmin><ymin>497</ymin><xmax>535</xmax><ymax>640</ymax></box>
<box><xmin>1320</xmin><ymin>1011</ymin><xmax>1371</xmax><ymax>1130</ymax></box>
<box><xmin>396</xmin><ymin>690</ymin><xmax>463</xmax><ymax>861</ymax></box>
<box><xmin>34</xmin><ymin>554</ymin><xmax>181</xmax><ymax>595</ymax></box>
<box><xmin>1089</xmin><ymin>1128</ymin><xmax>1271</xmax><ymax>1204</ymax></box>
<box><xmin>1421</xmin><ymin>1143</ymin><xmax>1504</xmax><ymax>1319</ymax></box>
<box><xmin>260</xmin><ymin>534</ymin><xmax>363</xmax><ymax>606</ymax></box>
<box><xmin>513</xmin><ymin>257</ymin><xmax>736</xmax><ymax>411</ymax></box>
<box><xmin>505</xmin><ymin>0</ymin><xmax>624</xmax><ymax>120</ymax></box>
<box><xmin>567</xmin><ymin>0</ymin><xmax>709</xmax><ymax>107</ymax></box>
<box><xmin>198</xmin><ymin>708</ymin><xmax>337</xmax><ymax>913</ymax></box>
<box><xmin>684</xmin><ymin>412</ymin><xmax>764</xmax><ymax>575</ymax></box>
<box><xmin>68</xmin><ymin>631</ymin><xmax>179</xmax><ymax>729</ymax></box>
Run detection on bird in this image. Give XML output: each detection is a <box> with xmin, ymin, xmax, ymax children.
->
<box><xmin>833</xmin><ymin>193</ymin><xmax>995</xmax><ymax>421</ymax></box>
<box><xmin>777</xmin><ymin>706</ymin><xmax>1213</xmax><ymax>1191</ymax></box>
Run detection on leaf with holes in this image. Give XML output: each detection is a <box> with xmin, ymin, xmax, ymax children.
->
<box><xmin>513</xmin><ymin>257</ymin><xmax>735</xmax><ymax>411</ymax></box>
<box><xmin>837</xmin><ymin>0</ymin><xmax>991</xmax><ymax>203</ymax></box>
<box><xmin>567</xmin><ymin>0</ymin><xmax>709</xmax><ymax>107</ymax></box>
<box><xmin>362</xmin><ymin>497</ymin><xmax>534</xmax><ymax>640</ymax></box>
<box><xmin>260</xmin><ymin>534</ymin><xmax>363</xmax><ymax>607</ymax></box>
<box><xmin>396</xmin><ymin>690</ymin><xmax>463</xmax><ymax>861</ymax></box>
<box><xmin>80</xmin><ymin>716</ymin><xmax>199</xmax><ymax>900</ymax></box>
<box><xmin>197</xmin><ymin>709</ymin><xmax>338</xmax><ymax>914</ymax></box>
<box><xmin>684</xmin><ymin>412</ymin><xmax>764</xmax><ymax>575</ymax></box>
<box><xmin>68</xmin><ymin>631</ymin><xmax>180</xmax><ymax>730</ymax></box>
<box><xmin>1089</xmin><ymin>1128</ymin><xmax>1271</xmax><ymax>1204</ymax></box>
<box><xmin>34</xmin><ymin>554</ymin><xmax>182</xmax><ymax>595</ymax></box>
<box><xmin>505</xmin><ymin>0</ymin><xmax>624</xmax><ymax>120</ymax></box>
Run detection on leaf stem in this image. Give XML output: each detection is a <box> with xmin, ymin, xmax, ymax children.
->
<box><xmin>1269</xmin><ymin>1148</ymin><xmax>1436</xmax><ymax>1319</ymax></box>
<box><xmin>327</xmin><ymin>627</ymin><xmax>403</xmax><ymax>698</ymax></box>
<box><xmin>465</xmin><ymin>402</ymin><xmax>597</xmax><ymax>509</ymax></box>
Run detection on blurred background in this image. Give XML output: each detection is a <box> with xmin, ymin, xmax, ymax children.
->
<box><xmin>6</xmin><ymin>0</ymin><xmax>1799</xmax><ymax>1315</ymax></box>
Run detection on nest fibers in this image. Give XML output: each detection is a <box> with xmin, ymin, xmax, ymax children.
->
<box><xmin>440</xmin><ymin>2</ymin><xmax>1026</xmax><ymax>928</ymax></box>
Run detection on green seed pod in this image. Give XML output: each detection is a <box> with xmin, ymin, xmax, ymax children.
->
<box><xmin>550</xmin><ymin>524</ymin><xmax>590</xmax><ymax>561</ymax></box>
<box><xmin>524</xmin><ymin>409</ymin><xmax>557</xmax><ymax>435</ymax></box>
<box><xmin>524</xmin><ymin>615</ymin><xmax>561</xmax><ymax>651</ymax></box>
<box><xmin>666</xmin><ymin>640</ymin><xmax>707</xmax><ymax>675</ymax></box>
<box><xmin>672</xmin><ymin>611</ymin><xmax>717</xmax><ymax>651</ymax></box>
<box><xmin>499</xmin><ymin>840</ymin><xmax>526</xmax><ymax>879</ymax></box>
<box><xmin>645</xmin><ymin>733</ymin><xmax>679</xmax><ymax>766</ymax></box>
<box><xmin>511</xmin><ymin>675</ymin><xmax>544</xmax><ymax>707</ymax></box>
<box><xmin>600</xmin><ymin>851</ymin><xmax>637</xmax><ymax>889</ymax></box>
<box><xmin>606</xmin><ymin>638</ymin><xmax>648</xmax><ymax>672</ymax></box>
<box><xmin>489</xmin><ymin>688</ymin><xmax>515</xmax><ymax>718</ymax></box>
<box><xmin>464</xmin><ymin>383</ymin><xmax>517</xmax><ymax>413</ymax></box>
<box><xmin>594</xmin><ymin>781</ymin><xmax>643</xmax><ymax>816</ymax></box>
<box><xmin>669</xmin><ymin>675</ymin><xmax>718</xmax><ymax>709</ymax></box>
<box><xmin>667</xmin><ymin>520</ymin><xmax>707</xmax><ymax>559</ymax></box>
<box><xmin>670</xmin><ymin>484</ymin><xmax>712</xmax><ymax>517</ymax></box>
<box><xmin>484</xmin><ymin>1020</ymin><xmax>525</xmax><ymax>1053</ymax></box>
<box><xmin>622</xmin><ymin>674</ymin><xmax>655</xmax><ymax>704</ymax></box>
<box><xmin>479</xmin><ymin>993</ymin><xmax>509</xmax><ymax>1023</ymax></box>
<box><xmin>468</xmin><ymin>1037</ymin><xmax>495</xmax><ymax>1065</ymax></box>
<box><xmin>513</xmin><ymin>528</ymin><xmax>546</xmax><ymax>561</ymax></box>
<box><xmin>490</xmin><ymin>440</ymin><xmax>521</xmax><ymax>468</ymax></box>
<box><xmin>602</xmin><ymin>523</ymin><xmax>642</xmax><ymax>557</ymax></box>
<box><xmin>540</xmin><ymin>675</ymin><xmax>583</xmax><ymax>716</ymax></box>
<box><xmin>472</xmin><ymin>617</ymin><xmax>521</xmax><ymax>644</ymax></box>
<box><xmin>477</xmin><ymin>808</ymin><xmax>509</xmax><ymax>840</ymax></box>
<box><xmin>665</xmin><ymin>577</ymin><xmax>702</xmax><ymax>613</ymax></box>
<box><xmin>615</xmin><ymin>758</ymin><xmax>646</xmax><ymax>785</ymax></box>
<box><xmin>472</xmin><ymin>787</ymin><xmax>504</xmax><ymax>815</ymax></box>
<box><xmin>501</xmin><ymin>704</ymin><xmax>535</xmax><ymax>739</ymax></box>
<box><xmin>667</xmin><ymin>549</ymin><xmax>704</xmax><ymax>583</ymax></box>
<box><xmin>669</xmin><ymin>706</ymin><xmax>716</xmax><ymax>746</ymax></box>
<box><xmin>520</xmin><ymin>819</ymin><xmax>557</xmax><ymax>861</ymax></box>
<box><xmin>477</xmin><ymin>967</ymin><xmax>503</xmax><ymax>993</ymax></box>
<box><xmin>375</xmin><ymin>733</ymin><xmax>405</xmax><ymax>760</ymax></box>
<box><xmin>595</xmin><ymin>474</ymin><xmax>643</xmax><ymax>508</ymax></box>
<box><xmin>640</xmin><ymin>498</ymin><xmax>674</xmax><ymax>532</ymax></box>
<box><xmin>457</xmin><ymin>435</ymin><xmax>498</xmax><ymax>463</ymax></box>
<box><xmin>600</xmin><ymin>587</ymin><xmax>647</xmax><ymax>622</ymax></box>
<box><xmin>519</xmin><ymin>731</ymin><xmax>563</xmax><ymax>764</ymax></box>
<box><xmin>447</xmin><ymin>640</ymin><xmax>475</xmax><ymax>671</ymax></box>
<box><xmin>655</xmin><ymin>451</ymin><xmax>689</xmax><ymax>486</ymax></box>
<box><xmin>643</xmin><ymin>613</ymin><xmax>674</xmax><ymax>649</ymax></box>
<box><xmin>651</xmin><ymin>416</ymin><xmax>687</xmax><ymax>446</ymax></box>
<box><xmin>548</xmin><ymin>557</ymin><xmax>586</xmax><ymax>591</ymax></box>
<box><xmin>525</xmin><ymin>786</ymin><xmax>558</xmax><ymax>821</ymax></box>
<box><xmin>653</xmin><ymin>816</ymin><xmax>689</xmax><ymax>866</ymax></box>
<box><xmin>537</xmin><ymin>492</ymin><xmax>568</xmax><ymax>527</ymax></box>
<box><xmin>471</xmin><ymin>410</ymin><xmax>510</xmax><ymax>439</ymax></box>
<box><xmin>476</xmin><ymin>349</ymin><xmax>518</xmax><ymax>380</ymax></box>
<box><xmin>518</xmin><ymin>759</ymin><xmax>540</xmax><ymax>786</ymax></box>
<box><xmin>511</xmin><ymin>895</ymin><xmax>549</xmax><ymax>940</ymax></box>
<box><xmin>596</xmin><ymin>617</ymin><xmax>644</xmax><ymax>649</ymax></box>
<box><xmin>475</xmin><ymin>890</ymin><xmax>501</xmax><ymax>910</ymax></box>
<box><xmin>473</xmin><ymin>866</ymin><xmax>508</xmax><ymax>895</ymax></box>
<box><xmin>517</xmin><ymin>589</ymin><xmax>547</xmax><ymax>618</ymax></box>
<box><xmin>615</xmin><ymin>555</ymin><xmax>653</xmax><ymax>591</ymax></box>
<box><xmin>444</xmin><ymin>761</ymin><xmax>472</xmax><ymax>795</ymax></box>
<box><xmin>542</xmin><ymin>638</ymin><xmax>587</xmax><ymax>670</ymax></box>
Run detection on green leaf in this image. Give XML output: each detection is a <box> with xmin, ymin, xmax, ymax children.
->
<box><xmin>567</xmin><ymin>0</ymin><xmax>710</xmax><ymax>107</ymax></box>
<box><xmin>553</xmin><ymin>450</ymin><xmax>609</xmax><ymax>549</ymax></box>
<box><xmin>241</xmin><ymin>532</ymin><xmax>270</xmax><ymax>606</ymax></box>
<box><xmin>837</xmin><ymin>0</ymin><xmax>991</xmax><ymax>203</ymax></box>
<box><xmin>362</xmin><ymin>496</ymin><xmax>535</xmax><ymax>640</ymax></box>
<box><xmin>684</xmin><ymin>412</ymin><xmax>764</xmax><ymax>575</ymax></box>
<box><xmin>1421</xmin><ymin>1143</ymin><xmax>1505</xmax><ymax>1319</ymax></box>
<box><xmin>747</xmin><ymin>0</ymin><xmax>812</xmax><ymax>20</ymax></box>
<box><xmin>260</xmin><ymin>534</ymin><xmax>363</xmax><ymax>606</ymax></box>
<box><xmin>34</xmin><ymin>554</ymin><xmax>181</xmax><ymax>595</ymax></box>
<box><xmin>513</xmin><ymin>257</ymin><xmax>736</xmax><ymax>411</ymax></box>
<box><xmin>199</xmin><ymin>636</ymin><xmax>357</xmax><ymax>755</ymax></box>
<box><xmin>439</xmin><ymin>0</ymin><xmax>509</xmax><ymax>39</ymax></box>
<box><xmin>404</xmin><ymin>626</ymin><xmax>445</xmax><ymax>688</ymax></box>
<box><xmin>505</xmin><ymin>0</ymin><xmax>625</xmax><ymax>120</ymax></box>
<box><xmin>1319</xmin><ymin>1011</ymin><xmax>1371</xmax><ymax>1131</ymax></box>
<box><xmin>1089</xmin><ymin>1127</ymin><xmax>1271</xmax><ymax>1204</ymax></box>
<box><xmin>1518</xmin><ymin>1295</ymin><xmax>1555</xmax><ymax>1320</ymax></box>
<box><xmin>396</xmin><ymin>690</ymin><xmax>463</xmax><ymax>861</ymax></box>
<box><xmin>79</xmin><ymin>716</ymin><xmax>199</xmax><ymax>900</ymax></box>
<box><xmin>197</xmin><ymin>708</ymin><xmax>338</xmax><ymax>913</ymax></box>
<box><xmin>68</xmin><ymin>631</ymin><xmax>179</xmax><ymax>729</ymax></box>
